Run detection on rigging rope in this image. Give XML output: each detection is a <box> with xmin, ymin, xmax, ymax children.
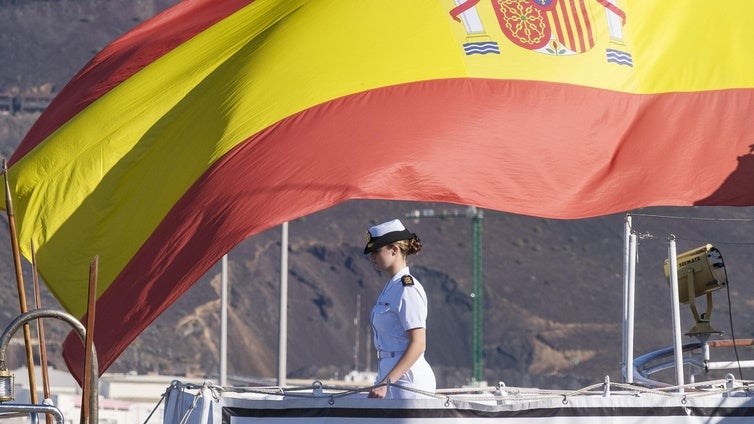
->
<box><xmin>169</xmin><ymin>377</ymin><xmax>754</xmax><ymax>406</ymax></box>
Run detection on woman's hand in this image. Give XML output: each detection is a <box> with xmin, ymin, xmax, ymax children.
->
<box><xmin>368</xmin><ymin>383</ymin><xmax>388</xmax><ymax>398</ymax></box>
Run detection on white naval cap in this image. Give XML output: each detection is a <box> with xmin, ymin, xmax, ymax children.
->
<box><xmin>364</xmin><ymin>219</ymin><xmax>414</xmax><ymax>254</ymax></box>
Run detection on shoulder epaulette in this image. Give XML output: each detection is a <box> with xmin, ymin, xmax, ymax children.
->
<box><xmin>401</xmin><ymin>275</ymin><xmax>414</xmax><ymax>286</ymax></box>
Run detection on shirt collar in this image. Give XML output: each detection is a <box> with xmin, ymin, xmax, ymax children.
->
<box><xmin>388</xmin><ymin>266</ymin><xmax>410</xmax><ymax>284</ymax></box>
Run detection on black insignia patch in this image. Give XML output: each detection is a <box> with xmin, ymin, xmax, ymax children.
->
<box><xmin>401</xmin><ymin>275</ymin><xmax>414</xmax><ymax>286</ymax></box>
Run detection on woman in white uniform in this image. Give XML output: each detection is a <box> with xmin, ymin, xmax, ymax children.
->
<box><xmin>363</xmin><ymin>219</ymin><xmax>436</xmax><ymax>399</ymax></box>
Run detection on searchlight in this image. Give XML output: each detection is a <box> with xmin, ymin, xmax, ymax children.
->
<box><xmin>663</xmin><ymin>244</ymin><xmax>726</xmax><ymax>337</ymax></box>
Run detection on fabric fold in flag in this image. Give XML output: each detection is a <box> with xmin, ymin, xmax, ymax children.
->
<box><xmin>3</xmin><ymin>0</ymin><xmax>754</xmax><ymax>384</ymax></box>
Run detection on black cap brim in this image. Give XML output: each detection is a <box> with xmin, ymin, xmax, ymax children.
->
<box><xmin>363</xmin><ymin>229</ymin><xmax>413</xmax><ymax>254</ymax></box>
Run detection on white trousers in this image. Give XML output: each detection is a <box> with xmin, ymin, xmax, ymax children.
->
<box><xmin>376</xmin><ymin>354</ymin><xmax>436</xmax><ymax>399</ymax></box>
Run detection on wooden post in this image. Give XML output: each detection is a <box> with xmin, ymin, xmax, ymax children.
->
<box><xmin>31</xmin><ymin>241</ymin><xmax>53</xmax><ymax>424</ymax></box>
<box><xmin>2</xmin><ymin>159</ymin><xmax>38</xmax><ymax>405</ymax></box>
<box><xmin>80</xmin><ymin>256</ymin><xmax>98</xmax><ymax>424</ymax></box>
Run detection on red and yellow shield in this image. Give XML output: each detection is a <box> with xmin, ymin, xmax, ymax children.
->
<box><xmin>492</xmin><ymin>0</ymin><xmax>597</xmax><ymax>53</ymax></box>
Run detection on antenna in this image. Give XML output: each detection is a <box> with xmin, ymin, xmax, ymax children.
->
<box><xmin>353</xmin><ymin>294</ymin><xmax>361</xmax><ymax>371</ymax></box>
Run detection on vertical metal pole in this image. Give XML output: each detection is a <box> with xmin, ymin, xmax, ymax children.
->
<box><xmin>668</xmin><ymin>236</ymin><xmax>685</xmax><ymax>391</ymax></box>
<box><xmin>626</xmin><ymin>233</ymin><xmax>637</xmax><ymax>383</ymax></box>
<box><xmin>405</xmin><ymin>206</ymin><xmax>484</xmax><ymax>384</ymax></box>
<box><xmin>621</xmin><ymin>214</ymin><xmax>631</xmax><ymax>378</ymax></box>
<box><xmin>220</xmin><ymin>254</ymin><xmax>228</xmax><ymax>386</ymax></box>
<box><xmin>471</xmin><ymin>209</ymin><xmax>483</xmax><ymax>383</ymax></box>
<box><xmin>366</xmin><ymin>328</ymin><xmax>372</xmax><ymax>373</ymax></box>
<box><xmin>199</xmin><ymin>385</ymin><xmax>212</xmax><ymax>424</ymax></box>
<box><xmin>278</xmin><ymin>222</ymin><xmax>289</xmax><ymax>386</ymax></box>
<box><xmin>353</xmin><ymin>294</ymin><xmax>361</xmax><ymax>371</ymax></box>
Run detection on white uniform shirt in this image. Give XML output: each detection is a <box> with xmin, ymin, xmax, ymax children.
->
<box><xmin>371</xmin><ymin>266</ymin><xmax>428</xmax><ymax>353</ymax></box>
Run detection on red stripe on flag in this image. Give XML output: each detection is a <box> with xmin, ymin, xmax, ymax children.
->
<box><xmin>550</xmin><ymin>7</ymin><xmax>567</xmax><ymax>50</ymax></box>
<box><xmin>59</xmin><ymin>78</ymin><xmax>754</xmax><ymax>382</ymax></box>
<box><xmin>10</xmin><ymin>0</ymin><xmax>254</xmax><ymax>165</ymax></box>
<box><xmin>576</xmin><ymin>0</ymin><xmax>594</xmax><ymax>52</ymax></box>
<box><xmin>556</xmin><ymin>0</ymin><xmax>577</xmax><ymax>52</ymax></box>
<box><xmin>550</xmin><ymin>0</ymin><xmax>594</xmax><ymax>53</ymax></box>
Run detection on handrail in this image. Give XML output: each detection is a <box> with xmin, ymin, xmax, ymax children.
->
<box><xmin>0</xmin><ymin>309</ymin><xmax>98</xmax><ymax>423</ymax></box>
<box><xmin>631</xmin><ymin>339</ymin><xmax>754</xmax><ymax>388</ymax></box>
<box><xmin>0</xmin><ymin>404</ymin><xmax>65</xmax><ymax>424</ymax></box>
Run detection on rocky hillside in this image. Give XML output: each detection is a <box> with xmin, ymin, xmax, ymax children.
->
<box><xmin>2</xmin><ymin>0</ymin><xmax>754</xmax><ymax>391</ymax></box>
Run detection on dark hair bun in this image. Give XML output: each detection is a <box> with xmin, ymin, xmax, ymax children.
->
<box><xmin>407</xmin><ymin>235</ymin><xmax>422</xmax><ymax>255</ymax></box>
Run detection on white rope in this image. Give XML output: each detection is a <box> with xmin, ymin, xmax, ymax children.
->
<box><xmin>178</xmin><ymin>390</ymin><xmax>203</xmax><ymax>424</ymax></box>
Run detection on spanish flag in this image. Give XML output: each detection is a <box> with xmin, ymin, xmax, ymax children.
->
<box><xmin>3</xmin><ymin>0</ymin><xmax>754</xmax><ymax>383</ymax></box>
